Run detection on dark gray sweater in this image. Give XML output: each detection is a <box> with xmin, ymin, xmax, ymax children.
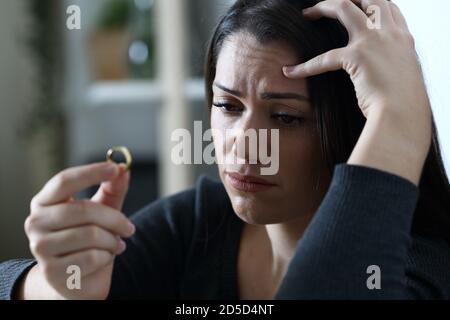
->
<box><xmin>1</xmin><ymin>164</ymin><xmax>450</xmax><ymax>299</ymax></box>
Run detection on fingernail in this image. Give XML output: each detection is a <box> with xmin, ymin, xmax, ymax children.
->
<box><xmin>128</xmin><ymin>222</ymin><xmax>136</xmax><ymax>235</ymax></box>
<box><xmin>118</xmin><ymin>163</ymin><xmax>130</xmax><ymax>176</ymax></box>
<box><xmin>104</xmin><ymin>163</ymin><xmax>117</xmax><ymax>176</ymax></box>
<box><xmin>303</xmin><ymin>8</ymin><xmax>312</xmax><ymax>14</ymax></box>
<box><xmin>118</xmin><ymin>240</ymin><xmax>126</xmax><ymax>253</ymax></box>
<box><xmin>283</xmin><ymin>66</ymin><xmax>295</xmax><ymax>75</ymax></box>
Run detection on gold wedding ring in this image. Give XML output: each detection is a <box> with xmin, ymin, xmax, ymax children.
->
<box><xmin>106</xmin><ymin>146</ymin><xmax>133</xmax><ymax>171</ymax></box>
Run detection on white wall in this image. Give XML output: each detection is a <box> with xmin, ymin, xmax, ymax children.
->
<box><xmin>395</xmin><ymin>0</ymin><xmax>450</xmax><ymax>174</ymax></box>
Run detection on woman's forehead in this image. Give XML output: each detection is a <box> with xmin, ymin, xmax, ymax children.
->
<box><xmin>219</xmin><ymin>32</ymin><xmax>299</xmax><ymax>67</ymax></box>
<box><xmin>215</xmin><ymin>33</ymin><xmax>306</xmax><ymax>96</ymax></box>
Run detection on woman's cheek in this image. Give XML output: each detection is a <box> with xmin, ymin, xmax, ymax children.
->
<box><xmin>278</xmin><ymin>131</ymin><xmax>322</xmax><ymax>184</ymax></box>
<box><xmin>210</xmin><ymin>109</ymin><xmax>232</xmax><ymax>168</ymax></box>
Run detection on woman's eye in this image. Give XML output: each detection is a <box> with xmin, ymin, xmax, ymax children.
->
<box><xmin>272</xmin><ymin>114</ymin><xmax>304</xmax><ymax>126</ymax></box>
<box><xmin>212</xmin><ymin>103</ymin><xmax>243</xmax><ymax>113</ymax></box>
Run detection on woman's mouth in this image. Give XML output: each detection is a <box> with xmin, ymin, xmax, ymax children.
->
<box><xmin>225</xmin><ymin>171</ymin><xmax>276</xmax><ymax>193</ymax></box>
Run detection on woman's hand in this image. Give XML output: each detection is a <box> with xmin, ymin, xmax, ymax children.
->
<box><xmin>284</xmin><ymin>0</ymin><xmax>432</xmax><ymax>185</ymax></box>
<box><xmin>20</xmin><ymin>162</ymin><xmax>135</xmax><ymax>299</ymax></box>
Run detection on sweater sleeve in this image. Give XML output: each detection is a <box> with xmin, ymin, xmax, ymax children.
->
<box><xmin>275</xmin><ymin>164</ymin><xmax>421</xmax><ymax>299</ymax></box>
<box><xmin>0</xmin><ymin>259</ymin><xmax>36</xmax><ymax>300</ymax></box>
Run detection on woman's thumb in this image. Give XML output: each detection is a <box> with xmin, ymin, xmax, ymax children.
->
<box><xmin>91</xmin><ymin>163</ymin><xmax>130</xmax><ymax>210</ymax></box>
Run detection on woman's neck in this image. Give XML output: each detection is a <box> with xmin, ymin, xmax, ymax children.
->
<box><xmin>264</xmin><ymin>212</ymin><xmax>314</xmax><ymax>278</ymax></box>
<box><xmin>238</xmin><ymin>212</ymin><xmax>315</xmax><ymax>299</ymax></box>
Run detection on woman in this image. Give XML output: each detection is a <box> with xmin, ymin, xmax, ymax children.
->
<box><xmin>1</xmin><ymin>0</ymin><xmax>449</xmax><ymax>300</ymax></box>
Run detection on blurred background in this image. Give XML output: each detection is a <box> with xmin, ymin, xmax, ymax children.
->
<box><xmin>0</xmin><ymin>0</ymin><xmax>449</xmax><ymax>260</ymax></box>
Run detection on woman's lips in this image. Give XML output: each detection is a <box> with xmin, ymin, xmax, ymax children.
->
<box><xmin>225</xmin><ymin>171</ymin><xmax>276</xmax><ymax>193</ymax></box>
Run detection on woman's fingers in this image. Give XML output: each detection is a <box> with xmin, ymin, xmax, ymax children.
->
<box><xmin>31</xmin><ymin>226</ymin><xmax>126</xmax><ymax>258</ymax></box>
<box><xmin>356</xmin><ymin>0</ymin><xmax>395</xmax><ymax>27</ymax></box>
<box><xmin>283</xmin><ymin>48</ymin><xmax>345</xmax><ymax>78</ymax></box>
<box><xmin>23</xmin><ymin>161</ymin><xmax>132</xmax><ymax>299</ymax></box>
<box><xmin>389</xmin><ymin>2</ymin><xmax>410</xmax><ymax>32</ymax></box>
<box><xmin>303</xmin><ymin>0</ymin><xmax>397</xmax><ymax>32</ymax></box>
<box><xmin>25</xmin><ymin>200</ymin><xmax>135</xmax><ymax>238</ymax></box>
<box><xmin>285</xmin><ymin>0</ymin><xmax>410</xmax><ymax>78</ymax></box>
<box><xmin>91</xmin><ymin>163</ymin><xmax>130</xmax><ymax>210</ymax></box>
<box><xmin>302</xmin><ymin>0</ymin><xmax>368</xmax><ymax>36</ymax></box>
<box><xmin>32</xmin><ymin>162</ymin><xmax>119</xmax><ymax>207</ymax></box>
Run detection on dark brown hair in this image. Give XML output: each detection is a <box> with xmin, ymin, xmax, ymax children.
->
<box><xmin>204</xmin><ymin>0</ymin><xmax>450</xmax><ymax>243</ymax></box>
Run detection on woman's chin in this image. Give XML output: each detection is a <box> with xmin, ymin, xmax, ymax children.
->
<box><xmin>232</xmin><ymin>203</ymin><xmax>285</xmax><ymax>225</ymax></box>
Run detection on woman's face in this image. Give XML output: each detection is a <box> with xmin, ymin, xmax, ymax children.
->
<box><xmin>211</xmin><ymin>32</ymin><xmax>331</xmax><ymax>225</ymax></box>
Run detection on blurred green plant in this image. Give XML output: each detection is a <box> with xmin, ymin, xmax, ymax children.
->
<box><xmin>96</xmin><ymin>0</ymin><xmax>156</xmax><ymax>79</ymax></box>
<box><xmin>98</xmin><ymin>0</ymin><xmax>132</xmax><ymax>30</ymax></box>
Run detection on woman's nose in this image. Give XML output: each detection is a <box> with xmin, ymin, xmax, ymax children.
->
<box><xmin>231</xmin><ymin>111</ymin><xmax>270</xmax><ymax>164</ymax></box>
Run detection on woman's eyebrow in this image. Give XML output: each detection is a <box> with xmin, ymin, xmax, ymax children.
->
<box><xmin>260</xmin><ymin>92</ymin><xmax>309</xmax><ymax>102</ymax></box>
<box><xmin>213</xmin><ymin>82</ymin><xmax>242</xmax><ymax>97</ymax></box>
<box><xmin>213</xmin><ymin>82</ymin><xmax>309</xmax><ymax>101</ymax></box>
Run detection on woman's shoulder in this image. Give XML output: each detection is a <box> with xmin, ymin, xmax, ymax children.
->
<box><xmin>406</xmin><ymin>234</ymin><xmax>450</xmax><ymax>299</ymax></box>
